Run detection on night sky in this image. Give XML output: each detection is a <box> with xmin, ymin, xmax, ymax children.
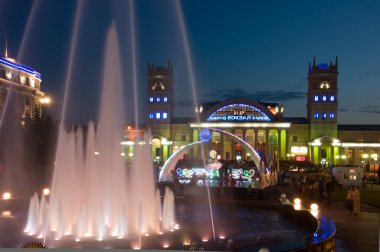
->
<box><xmin>0</xmin><ymin>0</ymin><xmax>379</xmax><ymax>124</ymax></box>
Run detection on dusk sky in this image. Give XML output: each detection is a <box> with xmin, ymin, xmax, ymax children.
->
<box><xmin>0</xmin><ymin>0</ymin><xmax>379</xmax><ymax>124</ymax></box>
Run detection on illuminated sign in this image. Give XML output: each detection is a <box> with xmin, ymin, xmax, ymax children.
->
<box><xmin>291</xmin><ymin>146</ymin><xmax>308</xmax><ymax>155</ymax></box>
<box><xmin>175</xmin><ymin>167</ymin><xmax>255</xmax><ymax>181</ymax></box>
<box><xmin>206</xmin><ymin>104</ymin><xmax>271</xmax><ymax>122</ymax></box>
<box><xmin>295</xmin><ymin>156</ymin><xmax>306</xmax><ymax>162</ymax></box>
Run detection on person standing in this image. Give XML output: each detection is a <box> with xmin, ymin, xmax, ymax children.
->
<box><xmin>352</xmin><ymin>186</ymin><xmax>361</xmax><ymax>215</ymax></box>
<box><xmin>318</xmin><ymin>178</ymin><xmax>325</xmax><ymax>203</ymax></box>
<box><xmin>346</xmin><ymin>186</ymin><xmax>353</xmax><ymax>212</ymax></box>
<box><xmin>325</xmin><ymin>180</ymin><xmax>333</xmax><ymax>205</ymax></box>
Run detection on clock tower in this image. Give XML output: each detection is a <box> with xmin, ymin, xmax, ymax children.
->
<box><xmin>307</xmin><ymin>57</ymin><xmax>338</xmax><ymax>140</ymax></box>
<box><xmin>146</xmin><ymin>61</ymin><xmax>173</xmax><ymax>124</ymax></box>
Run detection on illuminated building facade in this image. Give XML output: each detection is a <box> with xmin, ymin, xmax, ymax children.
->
<box><xmin>125</xmin><ymin>58</ymin><xmax>380</xmax><ymax>175</ymax></box>
<box><xmin>0</xmin><ymin>52</ymin><xmax>47</xmax><ymax>121</ymax></box>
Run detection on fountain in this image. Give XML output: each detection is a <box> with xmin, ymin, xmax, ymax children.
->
<box><xmin>24</xmin><ymin>23</ymin><xmax>176</xmax><ymax>245</ymax></box>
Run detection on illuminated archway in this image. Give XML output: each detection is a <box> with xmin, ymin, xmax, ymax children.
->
<box><xmin>159</xmin><ymin>141</ymin><xmax>202</xmax><ymax>181</ymax></box>
<box><xmin>158</xmin><ymin>128</ymin><xmax>269</xmax><ymax>183</ymax></box>
<box><xmin>210</xmin><ymin>128</ymin><xmax>268</xmax><ymax>175</ymax></box>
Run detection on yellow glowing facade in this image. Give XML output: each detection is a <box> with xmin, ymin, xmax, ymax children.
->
<box><xmin>124</xmin><ymin>59</ymin><xmax>380</xmax><ymax>175</ymax></box>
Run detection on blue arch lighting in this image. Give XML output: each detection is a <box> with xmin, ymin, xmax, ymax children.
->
<box><xmin>206</xmin><ymin>104</ymin><xmax>271</xmax><ymax>122</ymax></box>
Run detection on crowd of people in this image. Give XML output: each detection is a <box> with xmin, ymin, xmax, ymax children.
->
<box><xmin>278</xmin><ymin>169</ymin><xmax>343</xmax><ymax>205</ymax></box>
<box><xmin>278</xmin><ymin>168</ymin><xmax>364</xmax><ymax>215</ymax></box>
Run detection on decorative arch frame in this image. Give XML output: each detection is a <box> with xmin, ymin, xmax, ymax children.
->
<box><xmin>158</xmin><ymin>128</ymin><xmax>269</xmax><ymax>186</ymax></box>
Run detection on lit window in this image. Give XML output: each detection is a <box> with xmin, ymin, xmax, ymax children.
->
<box><xmin>313</xmin><ymin>112</ymin><xmax>319</xmax><ymax>118</ymax></box>
<box><xmin>330</xmin><ymin>112</ymin><xmax>335</xmax><ymax>118</ymax></box>
<box><xmin>163</xmin><ymin>112</ymin><xmax>167</xmax><ymax>119</ymax></box>
<box><xmin>320</xmin><ymin>81</ymin><xmax>330</xmax><ymax>89</ymax></box>
<box><xmin>156</xmin><ymin>97</ymin><xmax>160</xmax><ymax>102</ymax></box>
<box><xmin>156</xmin><ymin>112</ymin><xmax>160</xmax><ymax>119</ymax></box>
<box><xmin>149</xmin><ymin>97</ymin><xmax>153</xmax><ymax>102</ymax></box>
<box><xmin>322</xmin><ymin>96</ymin><xmax>327</xmax><ymax>101</ymax></box>
<box><xmin>314</xmin><ymin>96</ymin><xmax>319</xmax><ymax>101</ymax></box>
<box><xmin>322</xmin><ymin>112</ymin><xmax>327</xmax><ymax>119</ymax></box>
<box><xmin>164</xmin><ymin>96</ymin><xmax>168</xmax><ymax>102</ymax></box>
<box><xmin>330</xmin><ymin>95</ymin><xmax>335</xmax><ymax>101</ymax></box>
<box><xmin>149</xmin><ymin>113</ymin><xmax>153</xmax><ymax>119</ymax></box>
<box><xmin>5</xmin><ymin>71</ymin><xmax>12</xmax><ymax>80</ymax></box>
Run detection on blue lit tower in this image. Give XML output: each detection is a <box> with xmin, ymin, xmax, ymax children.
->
<box><xmin>146</xmin><ymin>61</ymin><xmax>173</xmax><ymax>124</ymax></box>
<box><xmin>307</xmin><ymin>57</ymin><xmax>338</xmax><ymax>140</ymax></box>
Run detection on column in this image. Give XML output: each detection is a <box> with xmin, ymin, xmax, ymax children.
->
<box><xmin>254</xmin><ymin>129</ymin><xmax>258</xmax><ymax>150</ymax></box>
<box><xmin>285</xmin><ymin>130</ymin><xmax>289</xmax><ymax>157</ymax></box>
<box><xmin>231</xmin><ymin>129</ymin><xmax>235</xmax><ymax>160</ymax></box>
<box><xmin>221</xmin><ymin>133</ymin><xmax>224</xmax><ymax>159</ymax></box>
<box><xmin>242</xmin><ymin>128</ymin><xmax>247</xmax><ymax>159</ymax></box>
<box><xmin>309</xmin><ymin>146</ymin><xmax>313</xmax><ymax>163</ymax></box>
<box><xmin>277</xmin><ymin>129</ymin><xmax>282</xmax><ymax>159</ymax></box>
<box><xmin>265</xmin><ymin>129</ymin><xmax>269</xmax><ymax>156</ymax></box>
<box><xmin>354</xmin><ymin>148</ymin><xmax>359</xmax><ymax>165</ymax></box>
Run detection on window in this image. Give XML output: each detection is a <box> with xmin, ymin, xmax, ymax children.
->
<box><xmin>292</xmin><ymin>135</ymin><xmax>298</xmax><ymax>142</ymax></box>
<box><xmin>213</xmin><ymin>132</ymin><xmax>221</xmax><ymax>143</ymax></box>
<box><xmin>164</xmin><ymin>96</ymin><xmax>168</xmax><ymax>102</ymax></box>
<box><xmin>181</xmin><ymin>135</ymin><xmax>186</xmax><ymax>141</ymax></box>
<box><xmin>348</xmin><ymin>149</ymin><xmax>353</xmax><ymax>159</ymax></box>
<box><xmin>314</xmin><ymin>95</ymin><xmax>319</xmax><ymax>101</ymax></box>
<box><xmin>329</xmin><ymin>112</ymin><xmax>335</xmax><ymax>118</ymax></box>
<box><xmin>149</xmin><ymin>112</ymin><xmax>154</xmax><ymax>119</ymax></box>
<box><xmin>156</xmin><ymin>97</ymin><xmax>161</xmax><ymax>102</ymax></box>
<box><xmin>149</xmin><ymin>97</ymin><xmax>153</xmax><ymax>102</ymax></box>
<box><xmin>313</xmin><ymin>112</ymin><xmax>319</xmax><ymax>118</ymax></box>
<box><xmin>163</xmin><ymin>112</ymin><xmax>167</xmax><ymax>119</ymax></box>
<box><xmin>322</xmin><ymin>95</ymin><xmax>327</xmax><ymax>101</ymax></box>
<box><xmin>156</xmin><ymin>112</ymin><xmax>160</xmax><ymax>119</ymax></box>
<box><xmin>322</xmin><ymin>112</ymin><xmax>327</xmax><ymax>119</ymax></box>
<box><xmin>330</xmin><ymin>95</ymin><xmax>335</xmax><ymax>102</ymax></box>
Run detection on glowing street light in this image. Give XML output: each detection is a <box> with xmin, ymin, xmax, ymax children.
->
<box><xmin>2</xmin><ymin>192</ymin><xmax>11</xmax><ymax>200</ymax></box>
<box><xmin>39</xmin><ymin>96</ymin><xmax>51</xmax><ymax>105</ymax></box>
<box><xmin>42</xmin><ymin>188</ymin><xmax>50</xmax><ymax>196</ymax></box>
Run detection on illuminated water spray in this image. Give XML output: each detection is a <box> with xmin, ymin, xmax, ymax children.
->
<box><xmin>25</xmin><ymin>8</ymin><xmax>176</xmax><ymax>246</ymax></box>
<box><xmin>174</xmin><ymin>0</ymin><xmax>215</xmax><ymax>240</ymax></box>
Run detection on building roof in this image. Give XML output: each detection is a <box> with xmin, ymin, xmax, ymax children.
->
<box><xmin>283</xmin><ymin>117</ymin><xmax>309</xmax><ymax>124</ymax></box>
<box><xmin>338</xmin><ymin>124</ymin><xmax>380</xmax><ymax>131</ymax></box>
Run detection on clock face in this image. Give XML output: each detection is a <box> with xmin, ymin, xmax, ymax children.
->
<box><xmin>152</xmin><ymin>80</ymin><xmax>165</xmax><ymax>91</ymax></box>
<box><xmin>319</xmin><ymin>81</ymin><xmax>330</xmax><ymax>89</ymax></box>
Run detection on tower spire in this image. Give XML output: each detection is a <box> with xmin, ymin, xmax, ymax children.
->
<box><xmin>312</xmin><ymin>57</ymin><xmax>316</xmax><ymax>67</ymax></box>
<box><xmin>335</xmin><ymin>56</ymin><xmax>338</xmax><ymax>68</ymax></box>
